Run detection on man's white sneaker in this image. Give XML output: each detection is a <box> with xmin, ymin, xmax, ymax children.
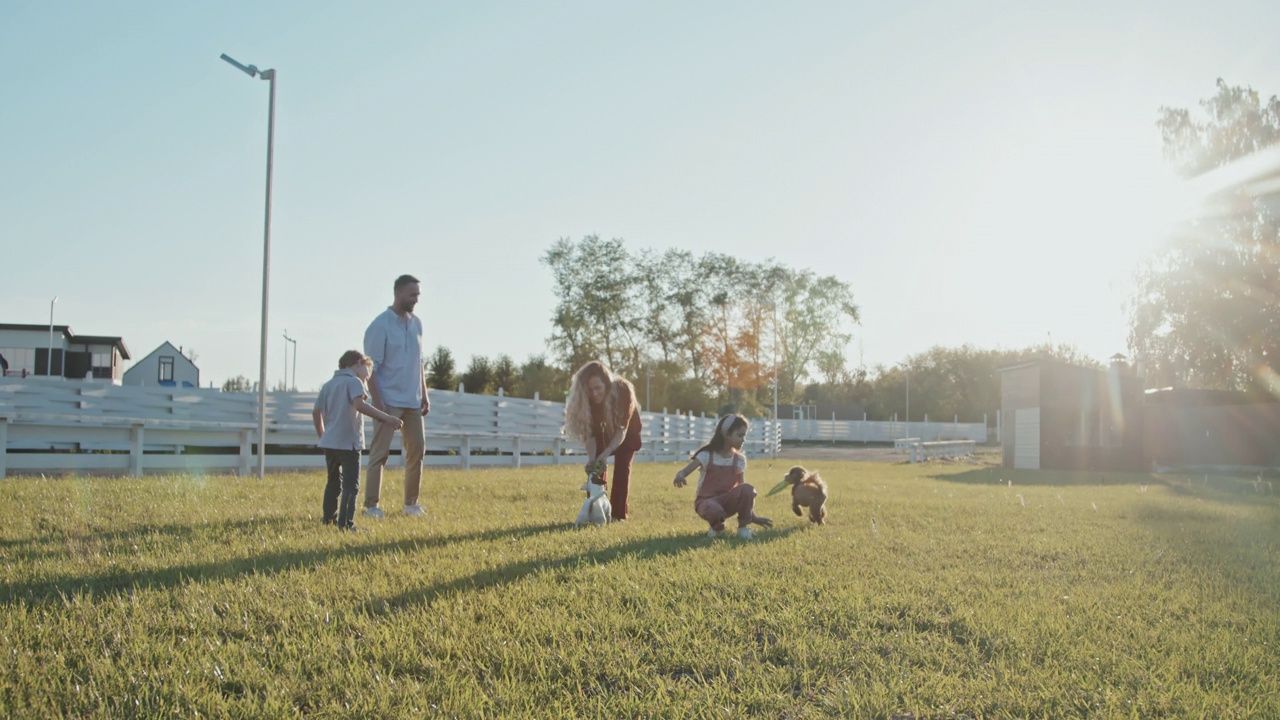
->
<box><xmin>737</xmin><ymin>527</ymin><xmax>756</xmax><ymax>540</ymax></box>
<box><xmin>364</xmin><ymin>507</ymin><xmax>385</xmax><ymax>519</ymax></box>
<box><xmin>403</xmin><ymin>504</ymin><xmax>426</xmax><ymax>517</ymax></box>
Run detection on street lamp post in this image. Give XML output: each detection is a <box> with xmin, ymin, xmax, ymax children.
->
<box><xmin>645</xmin><ymin>363</ymin><xmax>651</xmax><ymax>410</ymax></box>
<box><xmin>47</xmin><ymin>296</ymin><xmax>58</xmax><ymax>377</ymax></box>
<box><xmin>283</xmin><ymin>330</ymin><xmax>297</xmax><ymax>391</ymax></box>
<box><xmin>221</xmin><ymin>53</ymin><xmax>277</xmax><ymax>480</ymax></box>
<box><xmin>896</xmin><ymin>361</ymin><xmax>910</xmax><ymax>437</ymax></box>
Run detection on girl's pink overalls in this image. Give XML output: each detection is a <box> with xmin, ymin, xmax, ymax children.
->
<box><xmin>693</xmin><ymin>450</ymin><xmax>758</xmax><ymax>532</ymax></box>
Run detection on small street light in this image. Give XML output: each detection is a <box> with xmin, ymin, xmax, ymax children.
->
<box><xmin>282</xmin><ymin>330</ymin><xmax>297</xmax><ymax>391</ymax></box>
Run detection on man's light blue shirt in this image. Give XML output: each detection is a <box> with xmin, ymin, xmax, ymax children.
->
<box><xmin>363</xmin><ymin>307</ymin><xmax>424</xmax><ymax>409</ymax></box>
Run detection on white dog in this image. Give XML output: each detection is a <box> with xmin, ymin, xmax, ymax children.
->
<box><xmin>575</xmin><ymin>480</ymin><xmax>612</xmax><ymax>527</ymax></box>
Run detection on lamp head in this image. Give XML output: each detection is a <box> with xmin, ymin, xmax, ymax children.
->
<box><xmin>220</xmin><ymin>53</ymin><xmax>262</xmax><ymax>78</ymax></box>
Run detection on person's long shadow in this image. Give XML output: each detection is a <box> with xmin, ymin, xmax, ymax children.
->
<box><xmin>363</xmin><ymin>525</ymin><xmax>806</xmax><ymax>618</ymax></box>
<box><xmin>0</xmin><ymin>515</ymin><xmax>301</xmax><ymax>559</ymax></box>
<box><xmin>2</xmin><ymin>521</ymin><xmax>569</xmax><ymax>606</ymax></box>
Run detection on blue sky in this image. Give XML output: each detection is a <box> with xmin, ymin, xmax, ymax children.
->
<box><xmin>3</xmin><ymin>1</ymin><xmax>1277</xmax><ymax>391</ymax></box>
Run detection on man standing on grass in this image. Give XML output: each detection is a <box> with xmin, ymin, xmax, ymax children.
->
<box><xmin>363</xmin><ymin>274</ymin><xmax>431</xmax><ymax>518</ymax></box>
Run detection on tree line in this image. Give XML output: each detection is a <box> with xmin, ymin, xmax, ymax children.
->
<box><xmin>423</xmin><ymin>339</ymin><xmax>1096</xmax><ymax>423</ymax></box>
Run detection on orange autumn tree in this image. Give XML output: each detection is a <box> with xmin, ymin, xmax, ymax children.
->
<box><xmin>700</xmin><ymin>266</ymin><xmax>783</xmax><ymax>408</ymax></box>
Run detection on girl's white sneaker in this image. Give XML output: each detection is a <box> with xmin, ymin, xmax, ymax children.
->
<box><xmin>707</xmin><ymin>528</ymin><xmax>723</xmax><ymax>538</ymax></box>
<box><xmin>737</xmin><ymin>527</ymin><xmax>756</xmax><ymax>540</ymax></box>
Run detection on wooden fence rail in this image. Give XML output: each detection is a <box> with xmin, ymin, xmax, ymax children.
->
<box><xmin>0</xmin><ymin>378</ymin><xmax>781</xmax><ymax>477</ymax></box>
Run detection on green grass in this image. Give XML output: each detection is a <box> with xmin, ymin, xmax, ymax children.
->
<box><xmin>1</xmin><ymin>459</ymin><xmax>1278</xmax><ymax>719</ymax></box>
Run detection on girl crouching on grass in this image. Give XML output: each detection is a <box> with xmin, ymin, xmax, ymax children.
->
<box><xmin>673</xmin><ymin>414</ymin><xmax>772</xmax><ymax>538</ymax></box>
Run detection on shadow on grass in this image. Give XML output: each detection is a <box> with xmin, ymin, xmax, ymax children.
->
<box><xmin>930</xmin><ymin>466</ymin><xmax>1280</xmax><ymax>507</ymax></box>
<box><xmin>0</xmin><ymin>515</ymin><xmax>301</xmax><ymax>557</ymax></box>
<box><xmin>0</xmin><ymin>520</ymin><xmax>570</xmax><ymax>606</ymax></box>
<box><xmin>364</xmin><ymin>525</ymin><xmax>806</xmax><ymax>617</ymax></box>
<box><xmin>927</xmin><ymin>466</ymin><xmax>1163</xmax><ymax>487</ymax></box>
<box><xmin>1130</xmin><ymin>501</ymin><xmax>1280</xmax><ymax>614</ymax></box>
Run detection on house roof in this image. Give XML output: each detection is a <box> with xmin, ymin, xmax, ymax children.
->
<box><xmin>68</xmin><ymin>335</ymin><xmax>131</xmax><ymax>360</ymax></box>
<box><xmin>997</xmin><ymin>356</ymin><xmax>1128</xmax><ymax>375</ymax></box>
<box><xmin>126</xmin><ymin>341</ymin><xmax>199</xmax><ymax>371</ymax></box>
<box><xmin>0</xmin><ymin>323</ymin><xmax>71</xmax><ymax>334</ymax></box>
<box><xmin>0</xmin><ymin>323</ymin><xmax>130</xmax><ymax>359</ymax></box>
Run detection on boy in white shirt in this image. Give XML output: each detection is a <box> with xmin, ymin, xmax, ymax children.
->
<box><xmin>313</xmin><ymin>351</ymin><xmax>403</xmax><ymax>530</ymax></box>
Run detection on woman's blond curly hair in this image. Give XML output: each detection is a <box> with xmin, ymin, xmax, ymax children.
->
<box><xmin>563</xmin><ymin>360</ymin><xmax>637</xmax><ymax>444</ymax></box>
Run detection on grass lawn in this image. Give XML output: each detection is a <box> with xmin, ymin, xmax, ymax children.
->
<box><xmin>1</xmin><ymin>458</ymin><xmax>1277</xmax><ymax>718</ymax></box>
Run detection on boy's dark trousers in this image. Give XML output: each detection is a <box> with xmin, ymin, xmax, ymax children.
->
<box><xmin>323</xmin><ymin>449</ymin><xmax>361</xmax><ymax>528</ymax></box>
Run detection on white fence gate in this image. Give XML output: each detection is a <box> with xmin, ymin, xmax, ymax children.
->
<box><xmin>0</xmin><ymin>378</ymin><xmax>781</xmax><ymax>477</ymax></box>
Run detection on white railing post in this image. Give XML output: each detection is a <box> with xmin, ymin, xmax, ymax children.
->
<box><xmin>239</xmin><ymin>429</ymin><xmax>252</xmax><ymax>476</ymax></box>
<box><xmin>0</xmin><ymin>417</ymin><xmax>8</xmax><ymax>479</ymax></box>
<box><xmin>461</xmin><ymin>435</ymin><xmax>471</xmax><ymax>470</ymax></box>
<box><xmin>130</xmin><ymin>423</ymin><xmax>145</xmax><ymax>477</ymax></box>
<box><xmin>512</xmin><ymin>435</ymin><xmax>521</xmax><ymax>469</ymax></box>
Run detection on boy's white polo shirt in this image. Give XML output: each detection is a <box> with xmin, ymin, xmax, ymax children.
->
<box><xmin>315</xmin><ymin>369</ymin><xmax>368</xmax><ymax>451</ymax></box>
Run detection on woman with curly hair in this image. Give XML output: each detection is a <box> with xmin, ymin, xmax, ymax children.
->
<box><xmin>564</xmin><ymin>360</ymin><xmax>643</xmax><ymax>521</ymax></box>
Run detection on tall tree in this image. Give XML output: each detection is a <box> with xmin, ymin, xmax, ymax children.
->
<box><xmin>426</xmin><ymin>346</ymin><xmax>456</xmax><ymax>391</ymax></box>
<box><xmin>221</xmin><ymin>375</ymin><xmax>252</xmax><ymax>393</ymax></box>
<box><xmin>514</xmin><ymin>354</ymin><xmax>570</xmax><ymax>402</ymax></box>
<box><xmin>460</xmin><ymin>355</ymin><xmax>494</xmax><ymax>395</ymax></box>
<box><xmin>698</xmin><ymin>253</ymin><xmax>761</xmax><ymax>402</ymax></box>
<box><xmin>541</xmin><ymin>235</ymin><xmax>644</xmax><ymax>373</ymax></box>
<box><xmin>492</xmin><ymin>354</ymin><xmax>518</xmax><ymax>395</ymax></box>
<box><xmin>776</xmin><ymin>269</ymin><xmax>861</xmax><ymax>396</ymax></box>
<box><xmin>635</xmin><ymin>249</ymin><xmax>696</xmax><ymax>366</ymax></box>
<box><xmin>1130</xmin><ymin>79</ymin><xmax>1280</xmax><ymax>391</ymax></box>
<box><xmin>664</xmin><ymin>249</ymin><xmax>713</xmax><ymax>382</ymax></box>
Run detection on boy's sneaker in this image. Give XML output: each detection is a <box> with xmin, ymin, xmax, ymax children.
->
<box><xmin>737</xmin><ymin>527</ymin><xmax>757</xmax><ymax>540</ymax></box>
<box><xmin>403</xmin><ymin>504</ymin><xmax>426</xmax><ymax>517</ymax></box>
<box><xmin>364</xmin><ymin>507</ymin><xmax>385</xmax><ymax>519</ymax></box>
<box><xmin>707</xmin><ymin>528</ymin><xmax>724</xmax><ymax>538</ymax></box>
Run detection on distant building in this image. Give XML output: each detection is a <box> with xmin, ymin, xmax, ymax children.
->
<box><xmin>999</xmin><ymin>357</ymin><xmax>1145</xmax><ymax>471</ymax></box>
<box><xmin>1144</xmin><ymin>389</ymin><xmax>1280</xmax><ymax>471</ymax></box>
<box><xmin>1000</xmin><ymin>357</ymin><xmax>1280</xmax><ymax>472</ymax></box>
<box><xmin>123</xmin><ymin>341</ymin><xmax>200</xmax><ymax>388</ymax></box>
<box><xmin>0</xmin><ymin>323</ymin><xmax>130</xmax><ymax>383</ymax></box>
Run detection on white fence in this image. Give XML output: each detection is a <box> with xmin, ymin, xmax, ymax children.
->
<box><xmin>780</xmin><ymin>418</ymin><xmax>988</xmax><ymax>444</ymax></box>
<box><xmin>0</xmin><ymin>378</ymin><xmax>781</xmax><ymax>477</ymax></box>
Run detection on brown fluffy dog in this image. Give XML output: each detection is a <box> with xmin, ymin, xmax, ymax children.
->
<box><xmin>784</xmin><ymin>465</ymin><xmax>828</xmax><ymax>524</ymax></box>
